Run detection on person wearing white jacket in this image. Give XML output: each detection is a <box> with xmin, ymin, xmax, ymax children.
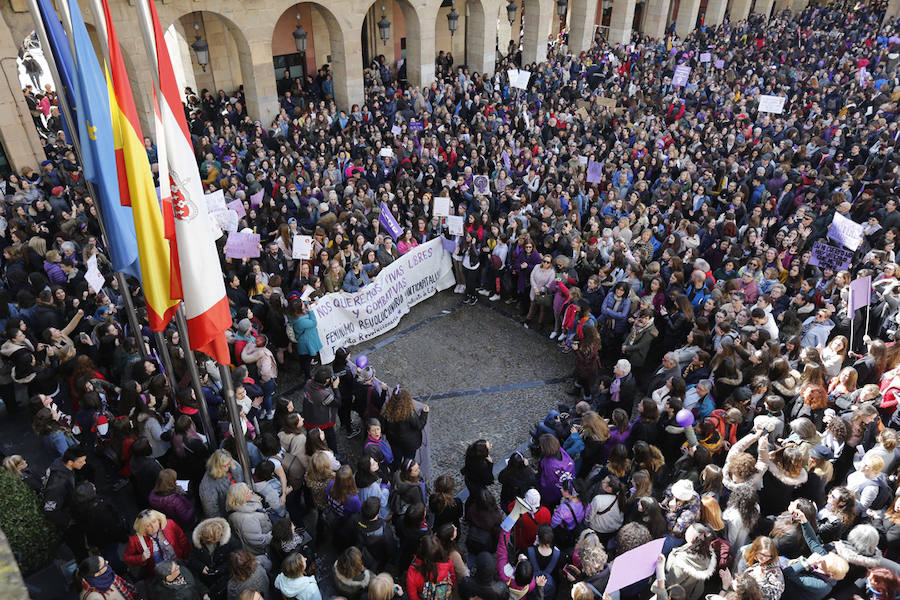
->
<box><xmin>241</xmin><ymin>335</ymin><xmax>278</xmax><ymax>420</ymax></box>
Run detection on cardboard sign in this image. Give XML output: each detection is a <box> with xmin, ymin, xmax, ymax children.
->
<box><xmin>224</xmin><ymin>232</ymin><xmax>261</xmax><ymax>259</ymax></box>
<box><xmin>597</xmin><ymin>96</ymin><xmax>617</xmax><ymax>109</ymax></box>
<box><xmin>433</xmin><ymin>196</ymin><xmax>451</xmax><ymax>217</ymax></box>
<box><xmin>758</xmin><ymin>94</ymin><xmax>786</xmax><ymax>114</ymax></box>
<box><xmin>673</xmin><ymin>65</ymin><xmax>691</xmax><ymax>87</ymax></box>
<box><xmin>292</xmin><ymin>234</ymin><xmax>313</xmax><ymax>260</ymax></box>
<box><xmin>227</xmin><ymin>199</ymin><xmax>246</xmax><ymax>218</ymax></box>
<box><xmin>473</xmin><ymin>175</ymin><xmax>490</xmax><ymax>195</ymax></box>
<box><xmin>446</xmin><ymin>215</ymin><xmax>464</xmax><ymax>236</ymax></box>
<box><xmin>808</xmin><ymin>241</ymin><xmax>853</xmax><ymax>271</ymax></box>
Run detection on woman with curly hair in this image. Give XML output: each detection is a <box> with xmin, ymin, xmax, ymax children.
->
<box><xmin>723</xmin><ymin>484</ymin><xmax>759</xmax><ymax>549</ymax></box>
<box><xmin>381</xmin><ymin>388</ymin><xmax>429</xmax><ymax>467</ymax></box>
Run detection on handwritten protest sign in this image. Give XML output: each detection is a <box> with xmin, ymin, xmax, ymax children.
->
<box><xmin>809</xmin><ymin>241</ymin><xmax>853</xmax><ymax>271</ymax></box>
<box><xmin>714</xmin><ymin>59</ymin><xmax>725</xmax><ymax>68</ymax></box>
<box><xmin>409</xmin><ymin>120</ymin><xmax>424</xmax><ymax>131</ymax></box>
<box><xmin>849</xmin><ymin>275</ymin><xmax>872</xmax><ymax>313</ymax></box>
<box><xmin>587</xmin><ymin>161</ymin><xmax>603</xmax><ymax>183</ymax></box>
<box><xmin>446</xmin><ymin>215</ymin><xmax>464</xmax><ymax>236</ymax></box>
<box><xmin>507</xmin><ymin>69</ymin><xmax>532</xmax><ymax>89</ymax></box>
<box><xmin>433</xmin><ymin>197</ymin><xmax>451</xmax><ymax>217</ymax></box>
<box><xmin>699</xmin><ymin>52</ymin><xmax>711</xmax><ymax>63</ymax></box>
<box><xmin>828</xmin><ymin>212</ymin><xmax>864</xmax><ymax>251</ymax></box>
<box><xmin>85</xmin><ymin>255</ymin><xmax>105</xmax><ymax>295</ymax></box>
<box><xmin>212</xmin><ymin>210</ymin><xmax>239</xmax><ymax>233</ymax></box>
<box><xmin>597</xmin><ymin>96</ymin><xmax>617</xmax><ymax>109</ymax></box>
<box><xmin>758</xmin><ymin>94</ymin><xmax>786</xmax><ymax>114</ymax></box>
<box><xmin>227</xmin><ymin>199</ymin><xmax>246</xmax><ymax>218</ymax></box>
<box><xmin>249</xmin><ymin>190</ymin><xmax>264</xmax><ymax>208</ymax></box>
<box><xmin>204</xmin><ymin>189</ymin><xmax>227</xmax><ymax>214</ymax></box>
<box><xmin>391</xmin><ymin>124</ymin><xmax>401</xmax><ymax>135</ymax></box>
<box><xmin>224</xmin><ymin>232</ymin><xmax>261</xmax><ymax>259</ymax></box>
<box><xmin>292</xmin><ymin>234</ymin><xmax>313</xmax><ymax>260</ymax></box>
<box><xmin>673</xmin><ymin>65</ymin><xmax>691</xmax><ymax>87</ymax></box>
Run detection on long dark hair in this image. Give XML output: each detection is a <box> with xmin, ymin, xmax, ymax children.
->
<box><xmin>415</xmin><ymin>534</ymin><xmax>446</xmax><ymax>581</ymax></box>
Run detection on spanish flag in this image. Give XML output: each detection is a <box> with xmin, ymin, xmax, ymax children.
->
<box><xmin>98</xmin><ymin>0</ymin><xmax>181</xmax><ymax>330</ymax></box>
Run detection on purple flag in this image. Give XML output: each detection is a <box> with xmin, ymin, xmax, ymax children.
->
<box><xmin>848</xmin><ymin>275</ymin><xmax>872</xmax><ymax>313</ymax></box>
<box><xmin>379</xmin><ymin>201</ymin><xmax>403</xmax><ymax>240</ymax></box>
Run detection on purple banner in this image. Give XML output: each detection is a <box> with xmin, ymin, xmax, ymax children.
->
<box><xmin>848</xmin><ymin>275</ymin><xmax>872</xmax><ymax>313</ymax></box>
<box><xmin>409</xmin><ymin>120</ymin><xmax>424</xmax><ymax>131</ymax></box>
<box><xmin>714</xmin><ymin>59</ymin><xmax>725</xmax><ymax>69</ymax></box>
<box><xmin>379</xmin><ymin>201</ymin><xmax>403</xmax><ymax>240</ymax></box>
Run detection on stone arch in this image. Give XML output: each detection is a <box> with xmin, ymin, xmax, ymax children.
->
<box><xmin>359</xmin><ymin>0</ymin><xmax>435</xmax><ymax>89</ymax></box>
<box><xmin>521</xmin><ymin>0</ymin><xmax>552</xmax><ymax>64</ymax></box>
<box><xmin>271</xmin><ymin>2</ymin><xmax>353</xmax><ymax>109</ymax></box>
<box><xmin>432</xmin><ymin>0</ymin><xmax>497</xmax><ymax>76</ymax></box>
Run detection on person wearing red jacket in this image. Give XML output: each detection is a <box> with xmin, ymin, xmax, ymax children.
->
<box><xmin>508</xmin><ymin>488</ymin><xmax>552</xmax><ymax>551</ymax></box>
<box><xmin>406</xmin><ymin>534</ymin><xmax>456</xmax><ymax>600</ymax></box>
<box><xmin>122</xmin><ymin>509</ymin><xmax>190</xmax><ymax>577</ymax></box>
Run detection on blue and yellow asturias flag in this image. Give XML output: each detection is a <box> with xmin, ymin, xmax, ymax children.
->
<box><xmin>59</xmin><ymin>0</ymin><xmax>141</xmax><ymax>280</ymax></box>
<box><xmin>98</xmin><ymin>0</ymin><xmax>181</xmax><ymax>330</ymax></box>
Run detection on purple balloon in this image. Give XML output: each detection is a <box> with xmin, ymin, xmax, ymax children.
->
<box><xmin>676</xmin><ymin>409</ymin><xmax>694</xmax><ymax>427</ymax></box>
<box><xmin>355</xmin><ymin>355</ymin><xmax>369</xmax><ymax>369</ymax></box>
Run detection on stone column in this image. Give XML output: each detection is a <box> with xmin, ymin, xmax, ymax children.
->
<box><xmin>791</xmin><ymin>0</ymin><xmax>808</xmax><ymax>11</ymax></box>
<box><xmin>887</xmin><ymin>0</ymin><xmax>900</xmax><ymax>22</ymax></box>
<box><xmin>569</xmin><ymin>0</ymin><xmax>597</xmax><ymax>53</ymax></box>
<box><xmin>204</xmin><ymin>14</ymin><xmax>237</xmax><ymax>92</ymax></box>
<box><xmin>0</xmin><ymin>15</ymin><xmax>43</xmax><ymax>171</ymax></box>
<box><xmin>608</xmin><ymin>0</ymin><xmax>636</xmax><ymax>45</ymax></box>
<box><xmin>730</xmin><ymin>0</ymin><xmax>753</xmax><ymax>22</ymax></box>
<box><xmin>674</xmin><ymin>0</ymin><xmax>699</xmax><ymax>38</ymax></box>
<box><xmin>465</xmin><ymin>0</ymin><xmax>497</xmax><ymax>76</ymax></box>
<box><xmin>753</xmin><ymin>0</ymin><xmax>774</xmax><ymax>17</ymax></box>
<box><xmin>704</xmin><ymin>0</ymin><xmax>727</xmax><ymax>26</ymax></box>
<box><xmin>399</xmin><ymin>2</ymin><xmax>435</xmax><ymax>90</ymax></box>
<box><xmin>641</xmin><ymin>0</ymin><xmax>670</xmax><ymax>39</ymax></box>
<box><xmin>522</xmin><ymin>0</ymin><xmax>552</xmax><ymax>64</ymax></box>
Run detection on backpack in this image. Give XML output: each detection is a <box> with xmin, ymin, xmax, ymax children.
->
<box><xmin>420</xmin><ymin>569</ymin><xmax>454</xmax><ymax>600</ymax></box>
<box><xmin>280</xmin><ymin>451</ymin><xmax>306</xmax><ymax>490</ymax></box>
<box><xmin>285</xmin><ymin>317</ymin><xmax>297</xmax><ymax>343</ymax></box>
<box><xmin>707</xmin><ymin>409</ymin><xmax>737</xmax><ymax>445</ymax></box>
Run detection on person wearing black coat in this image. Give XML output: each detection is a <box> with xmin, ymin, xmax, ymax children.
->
<box><xmin>381</xmin><ymin>389</ymin><xmax>428</xmax><ymax>465</ymax></box>
<box><xmin>462</xmin><ymin>439</ymin><xmax>495</xmax><ymax>505</ymax></box>
<box><xmin>129</xmin><ymin>437</ymin><xmax>163</xmax><ymax>507</ymax></box>
<box><xmin>497</xmin><ymin>452</ymin><xmax>537</xmax><ymax>507</ymax></box>
<box><xmin>71</xmin><ymin>481</ymin><xmax>130</xmax><ymax>567</ymax></box>
<box><xmin>187</xmin><ymin>517</ymin><xmax>241</xmax><ymax>600</ymax></box>
<box><xmin>459</xmin><ymin>552</ymin><xmax>508</xmax><ymax>600</ymax></box>
<box><xmin>354</xmin><ymin>497</ymin><xmax>397</xmax><ymax>572</ymax></box>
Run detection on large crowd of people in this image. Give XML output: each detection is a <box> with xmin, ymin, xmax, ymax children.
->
<box><xmin>3</xmin><ymin>2</ymin><xmax>900</xmax><ymax>600</ymax></box>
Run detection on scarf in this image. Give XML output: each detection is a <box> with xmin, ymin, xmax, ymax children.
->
<box><xmin>84</xmin><ymin>567</ymin><xmax>116</xmax><ymax>591</ymax></box>
<box><xmin>611</xmin><ymin>376</ymin><xmax>622</xmax><ymax>404</ymax></box>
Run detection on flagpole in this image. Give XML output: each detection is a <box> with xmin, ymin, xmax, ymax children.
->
<box><xmin>174</xmin><ymin>305</ymin><xmax>217</xmax><ymax>449</ymax></box>
<box><xmin>132</xmin><ymin>0</ymin><xmax>250</xmax><ymax>477</ymax></box>
<box><xmin>26</xmin><ymin>0</ymin><xmax>148</xmax><ymax>361</ymax></box>
<box><xmin>86</xmin><ymin>0</ymin><xmax>216</xmax><ymax>448</ymax></box>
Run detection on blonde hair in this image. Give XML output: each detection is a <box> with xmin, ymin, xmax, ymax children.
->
<box><xmin>226</xmin><ymin>482</ymin><xmax>251</xmax><ymax>511</ymax></box>
<box><xmin>823</xmin><ymin>553</ymin><xmax>850</xmax><ymax>580</ymax></box>
<box><xmin>306</xmin><ymin>451</ymin><xmax>335</xmax><ymax>482</ymax></box>
<box><xmin>2</xmin><ymin>455</ymin><xmax>26</xmax><ymax>476</ymax></box>
<box><xmin>28</xmin><ymin>236</ymin><xmax>46</xmax><ymax>257</ymax></box>
<box><xmin>581</xmin><ymin>411</ymin><xmax>610</xmax><ymax>442</ymax></box>
<box><xmin>195</xmin><ymin>518</ymin><xmax>225</xmax><ymax>545</ymax></box>
<box><xmin>133</xmin><ymin>510</ymin><xmax>167</xmax><ymax>536</ymax></box>
<box><xmin>862</xmin><ymin>455</ymin><xmax>885</xmax><ymax>476</ymax></box>
<box><xmin>572</xmin><ymin>582</ymin><xmax>595</xmax><ymax>600</ymax></box>
<box><xmin>368</xmin><ymin>573</ymin><xmax>396</xmax><ymax>600</ymax></box>
<box><xmin>207</xmin><ymin>449</ymin><xmax>233</xmax><ymax>479</ymax></box>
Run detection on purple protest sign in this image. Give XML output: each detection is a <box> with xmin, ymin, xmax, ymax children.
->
<box><xmin>809</xmin><ymin>241</ymin><xmax>853</xmax><ymax>272</ymax></box>
<box><xmin>249</xmin><ymin>189</ymin><xmax>264</xmax><ymax>208</ymax></box>
<box><xmin>699</xmin><ymin>52</ymin><xmax>711</xmax><ymax>63</ymax></box>
<box><xmin>409</xmin><ymin>120</ymin><xmax>424</xmax><ymax>131</ymax></box>
<box><xmin>379</xmin><ymin>201</ymin><xmax>403</xmax><ymax>240</ymax></box>
<box><xmin>604</xmin><ymin>538</ymin><xmax>666</xmax><ymax>594</ymax></box>
<box><xmin>714</xmin><ymin>59</ymin><xmax>725</xmax><ymax>69</ymax></box>
<box><xmin>224</xmin><ymin>232</ymin><xmax>261</xmax><ymax>259</ymax></box>
<box><xmin>848</xmin><ymin>275</ymin><xmax>872</xmax><ymax>313</ymax></box>
<box><xmin>587</xmin><ymin>161</ymin><xmax>603</xmax><ymax>184</ymax></box>
<box><xmin>673</xmin><ymin>65</ymin><xmax>691</xmax><ymax>87</ymax></box>
<box><xmin>440</xmin><ymin>236</ymin><xmax>456</xmax><ymax>254</ymax></box>
<box><xmin>227</xmin><ymin>199</ymin><xmax>246</xmax><ymax>218</ymax></box>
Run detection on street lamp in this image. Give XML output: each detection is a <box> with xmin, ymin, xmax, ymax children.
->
<box><xmin>447</xmin><ymin>3</ymin><xmax>459</xmax><ymax>37</ymax></box>
<box><xmin>556</xmin><ymin>0</ymin><xmax>568</xmax><ymax>30</ymax></box>
<box><xmin>506</xmin><ymin>0</ymin><xmax>517</xmax><ymax>26</ymax></box>
<box><xmin>292</xmin><ymin>23</ymin><xmax>307</xmax><ymax>52</ymax></box>
<box><xmin>191</xmin><ymin>23</ymin><xmax>209</xmax><ymax>72</ymax></box>
<box><xmin>377</xmin><ymin>6</ymin><xmax>391</xmax><ymax>45</ymax></box>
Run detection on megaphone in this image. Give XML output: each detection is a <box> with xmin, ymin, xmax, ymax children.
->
<box><xmin>500</xmin><ymin>496</ymin><xmax>536</xmax><ymax>532</ymax></box>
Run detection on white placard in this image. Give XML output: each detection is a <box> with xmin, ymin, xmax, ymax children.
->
<box><xmin>379</xmin><ymin>147</ymin><xmax>394</xmax><ymax>158</ymax></box>
<box><xmin>507</xmin><ymin>69</ymin><xmax>532</xmax><ymax>90</ymax></box>
<box><xmin>391</xmin><ymin>125</ymin><xmax>402</xmax><ymax>135</ymax></box>
<box><xmin>85</xmin><ymin>255</ymin><xmax>105</xmax><ymax>294</ymax></box>
<box><xmin>433</xmin><ymin>196</ymin><xmax>451</xmax><ymax>217</ymax></box>
<box><xmin>446</xmin><ymin>215</ymin><xmax>464</xmax><ymax>236</ymax></box>
<box><xmin>204</xmin><ymin>189</ymin><xmax>227</xmax><ymax>213</ymax></box>
<box><xmin>311</xmin><ymin>237</ymin><xmax>456</xmax><ymax>363</ymax></box>
<box><xmin>212</xmin><ymin>209</ymin><xmax>239</xmax><ymax>232</ymax></box>
<box><xmin>292</xmin><ymin>234</ymin><xmax>313</xmax><ymax>260</ymax></box>
<box><xmin>758</xmin><ymin>94</ymin><xmax>786</xmax><ymax>114</ymax></box>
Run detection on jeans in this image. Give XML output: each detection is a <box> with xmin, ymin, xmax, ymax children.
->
<box><xmin>260</xmin><ymin>379</ymin><xmax>276</xmax><ymax>411</ymax></box>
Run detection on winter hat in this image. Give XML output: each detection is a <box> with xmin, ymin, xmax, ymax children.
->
<box><xmin>236</xmin><ymin>319</ymin><xmax>252</xmax><ymax>335</ymax></box>
<box><xmin>671</xmin><ymin>479</ymin><xmax>695</xmax><ymax>502</ymax></box>
<box><xmin>809</xmin><ymin>445</ymin><xmax>834</xmax><ymax>461</ymax></box>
